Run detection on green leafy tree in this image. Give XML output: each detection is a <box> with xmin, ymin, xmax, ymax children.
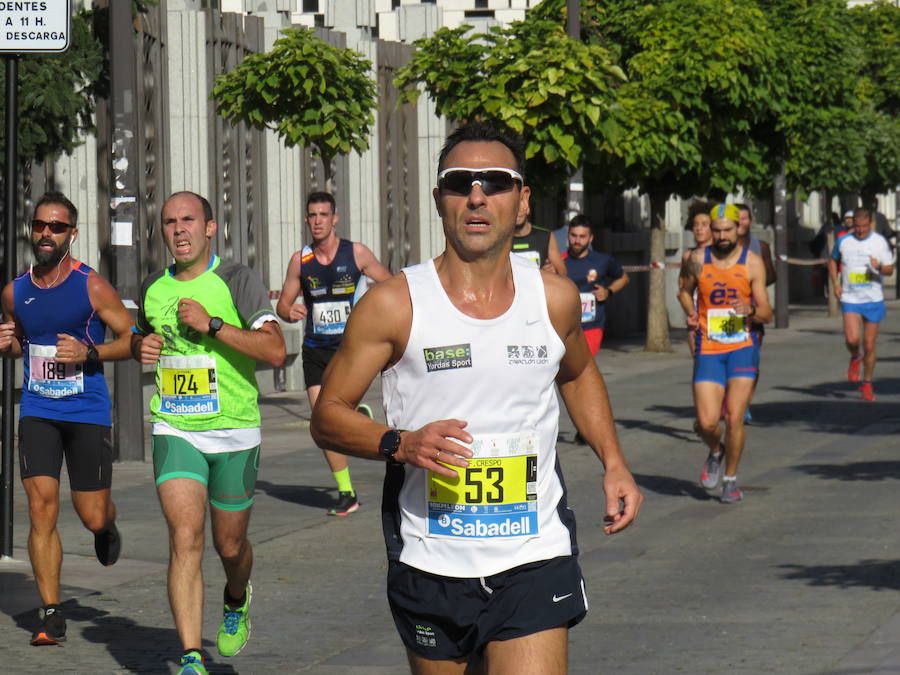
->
<box><xmin>847</xmin><ymin>0</ymin><xmax>900</xmax><ymax>209</ymax></box>
<box><xmin>211</xmin><ymin>27</ymin><xmax>377</xmax><ymax>191</ymax></box>
<box><xmin>0</xmin><ymin>10</ymin><xmax>104</xmax><ymax>164</ymax></box>
<box><xmin>394</xmin><ymin>20</ymin><xmax>625</xmax><ymax>195</ymax></box>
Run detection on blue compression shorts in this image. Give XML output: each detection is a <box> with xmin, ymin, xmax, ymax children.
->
<box><xmin>693</xmin><ymin>345</ymin><xmax>759</xmax><ymax>386</ymax></box>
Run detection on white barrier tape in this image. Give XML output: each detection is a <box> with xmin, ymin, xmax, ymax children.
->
<box><xmin>776</xmin><ymin>254</ymin><xmax>829</xmax><ymax>266</ymax></box>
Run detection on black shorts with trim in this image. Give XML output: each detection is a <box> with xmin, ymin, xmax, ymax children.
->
<box><xmin>19</xmin><ymin>416</ymin><xmax>113</xmax><ymax>491</ymax></box>
<box><xmin>387</xmin><ymin>555</ymin><xmax>587</xmax><ymax>661</ymax></box>
<box><xmin>302</xmin><ymin>344</ymin><xmax>337</xmax><ymax>389</ymax></box>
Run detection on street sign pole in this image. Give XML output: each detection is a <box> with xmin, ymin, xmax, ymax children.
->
<box><xmin>1</xmin><ymin>55</ymin><xmax>18</xmax><ymax>559</ymax></box>
<box><xmin>0</xmin><ymin>0</ymin><xmax>72</xmax><ymax>559</ymax></box>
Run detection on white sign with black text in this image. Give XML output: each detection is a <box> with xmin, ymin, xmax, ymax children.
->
<box><xmin>0</xmin><ymin>0</ymin><xmax>70</xmax><ymax>53</ymax></box>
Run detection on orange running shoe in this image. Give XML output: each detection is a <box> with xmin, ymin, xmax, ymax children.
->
<box><xmin>859</xmin><ymin>382</ymin><xmax>874</xmax><ymax>401</ymax></box>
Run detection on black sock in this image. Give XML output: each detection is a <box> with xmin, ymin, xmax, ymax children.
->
<box><xmin>224</xmin><ymin>586</ymin><xmax>246</xmax><ymax>608</ymax></box>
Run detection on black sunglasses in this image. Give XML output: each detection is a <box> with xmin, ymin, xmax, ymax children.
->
<box><xmin>32</xmin><ymin>220</ymin><xmax>75</xmax><ymax>234</ymax></box>
<box><xmin>438</xmin><ymin>167</ymin><xmax>523</xmax><ymax>197</ymax></box>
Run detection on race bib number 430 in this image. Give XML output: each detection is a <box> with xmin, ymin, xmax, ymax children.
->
<box><xmin>312</xmin><ymin>300</ymin><xmax>351</xmax><ymax>335</ymax></box>
<box><xmin>28</xmin><ymin>344</ymin><xmax>84</xmax><ymax>398</ymax></box>
<box><xmin>160</xmin><ymin>354</ymin><xmax>219</xmax><ymax>415</ymax></box>
<box><xmin>427</xmin><ymin>431</ymin><xmax>539</xmax><ymax>539</ymax></box>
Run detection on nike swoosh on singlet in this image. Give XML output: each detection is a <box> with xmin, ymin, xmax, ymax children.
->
<box><xmin>552</xmin><ymin>593</ymin><xmax>573</xmax><ymax>603</ymax></box>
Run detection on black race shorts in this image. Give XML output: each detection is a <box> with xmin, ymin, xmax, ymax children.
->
<box><xmin>302</xmin><ymin>344</ymin><xmax>337</xmax><ymax>389</ymax></box>
<box><xmin>387</xmin><ymin>555</ymin><xmax>587</xmax><ymax>661</ymax></box>
<box><xmin>18</xmin><ymin>416</ymin><xmax>113</xmax><ymax>491</ymax></box>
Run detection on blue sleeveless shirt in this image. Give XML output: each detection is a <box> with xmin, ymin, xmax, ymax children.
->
<box><xmin>300</xmin><ymin>238</ymin><xmax>362</xmax><ymax>349</ymax></box>
<box><xmin>14</xmin><ymin>262</ymin><xmax>111</xmax><ymax>426</ymax></box>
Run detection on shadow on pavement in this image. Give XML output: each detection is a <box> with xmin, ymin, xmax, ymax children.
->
<box><xmin>255</xmin><ymin>480</ymin><xmax>335</xmax><ymax>508</ymax></box>
<box><xmin>12</xmin><ymin>597</ymin><xmax>235</xmax><ymax>673</ymax></box>
<box><xmin>778</xmin><ymin>559</ymin><xmax>900</xmax><ymax>592</ymax></box>
<box><xmin>792</xmin><ymin>461</ymin><xmax>900</xmax><ymax>481</ymax></box>
<box><xmin>616</xmin><ymin>418</ymin><xmax>698</xmax><ymax>442</ymax></box>
<box><xmin>632</xmin><ymin>473</ymin><xmax>714</xmax><ymax>501</ymax></box>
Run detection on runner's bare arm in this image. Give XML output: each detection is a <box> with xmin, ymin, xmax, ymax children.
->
<box><xmin>544</xmin><ymin>273</ymin><xmax>642</xmax><ymax>534</ymax></box>
<box><xmin>677</xmin><ymin>249</ymin><xmax>700</xmax><ymax>324</ymax></box>
<box><xmin>0</xmin><ymin>282</ymin><xmax>23</xmax><ymax>358</ymax></box>
<box><xmin>176</xmin><ymin>298</ymin><xmax>286</xmax><ymax>367</ymax></box>
<box><xmin>547</xmin><ymin>235</ymin><xmax>566</xmax><ymax>275</ymax></box>
<box><xmin>58</xmin><ymin>271</ymin><xmax>134</xmax><ymax>362</ymax></box>
<box><xmin>352</xmin><ymin>242</ymin><xmax>393</xmax><ymax>283</ymax></box>
<box><xmin>740</xmin><ymin>253</ymin><xmax>774</xmax><ymax>324</ymax></box>
<box><xmin>276</xmin><ymin>251</ymin><xmax>306</xmax><ymax>322</ymax></box>
<box><xmin>309</xmin><ymin>275</ymin><xmax>473</xmax><ymax>479</ymax></box>
<box><xmin>607</xmin><ymin>270</ymin><xmax>629</xmax><ymax>295</ymax></box>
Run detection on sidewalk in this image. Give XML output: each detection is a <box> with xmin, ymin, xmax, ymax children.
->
<box><xmin>1</xmin><ymin>301</ymin><xmax>897</xmax><ymax>673</ymax></box>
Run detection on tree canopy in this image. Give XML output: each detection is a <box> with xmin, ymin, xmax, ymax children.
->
<box><xmin>395</xmin><ymin>19</ymin><xmax>625</xmax><ymax>193</ymax></box>
<box><xmin>211</xmin><ymin>27</ymin><xmax>377</xmax><ymax>184</ymax></box>
<box><xmin>0</xmin><ymin>10</ymin><xmax>103</xmax><ymax>165</ymax></box>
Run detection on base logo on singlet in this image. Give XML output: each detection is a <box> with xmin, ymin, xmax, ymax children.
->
<box><xmin>507</xmin><ymin>344</ymin><xmax>548</xmax><ymax>365</ymax></box>
<box><xmin>423</xmin><ymin>343</ymin><xmax>472</xmax><ymax>372</ymax></box>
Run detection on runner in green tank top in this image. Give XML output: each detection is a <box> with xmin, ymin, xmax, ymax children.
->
<box><xmin>132</xmin><ymin>192</ymin><xmax>286</xmax><ymax>675</ymax></box>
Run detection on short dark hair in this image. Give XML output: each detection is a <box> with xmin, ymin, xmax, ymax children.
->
<box><xmin>736</xmin><ymin>203</ymin><xmax>752</xmax><ymax>222</ymax></box>
<box><xmin>34</xmin><ymin>191</ymin><xmax>78</xmax><ymax>227</ymax></box>
<box><xmin>685</xmin><ymin>200</ymin><xmax>714</xmax><ymax>230</ymax></box>
<box><xmin>306</xmin><ymin>191</ymin><xmax>336</xmax><ymax>213</ymax></box>
<box><xmin>853</xmin><ymin>207</ymin><xmax>871</xmax><ymax>221</ymax></box>
<box><xmin>166</xmin><ymin>191</ymin><xmax>214</xmax><ymax>222</ymax></box>
<box><xmin>568</xmin><ymin>214</ymin><xmax>591</xmax><ymax>230</ymax></box>
<box><xmin>437</xmin><ymin>122</ymin><xmax>526</xmax><ymax>181</ymax></box>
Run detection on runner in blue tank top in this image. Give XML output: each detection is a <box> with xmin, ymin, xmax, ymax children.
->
<box><xmin>276</xmin><ymin>191</ymin><xmax>391</xmax><ymax>516</ymax></box>
<box><xmin>0</xmin><ymin>192</ymin><xmax>135</xmax><ymax>646</ymax></box>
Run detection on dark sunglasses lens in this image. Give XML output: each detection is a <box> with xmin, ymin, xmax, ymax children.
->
<box><xmin>440</xmin><ymin>171</ymin><xmax>477</xmax><ymax>195</ymax></box>
<box><xmin>440</xmin><ymin>171</ymin><xmax>518</xmax><ymax>196</ymax></box>
<box><xmin>479</xmin><ymin>171</ymin><xmax>516</xmax><ymax>196</ymax></box>
<box><xmin>32</xmin><ymin>220</ymin><xmax>72</xmax><ymax>234</ymax></box>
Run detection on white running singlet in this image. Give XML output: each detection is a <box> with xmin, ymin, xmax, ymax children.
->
<box><xmin>833</xmin><ymin>231</ymin><xmax>895</xmax><ymax>304</ymax></box>
<box><xmin>381</xmin><ymin>254</ymin><xmax>576</xmax><ymax>578</ymax></box>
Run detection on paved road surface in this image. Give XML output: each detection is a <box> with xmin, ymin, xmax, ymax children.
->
<box><xmin>1</xmin><ymin>303</ymin><xmax>897</xmax><ymax>674</ymax></box>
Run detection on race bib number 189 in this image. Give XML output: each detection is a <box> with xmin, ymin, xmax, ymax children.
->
<box><xmin>28</xmin><ymin>344</ymin><xmax>84</xmax><ymax>398</ymax></box>
<box><xmin>426</xmin><ymin>431</ymin><xmax>539</xmax><ymax>539</ymax></box>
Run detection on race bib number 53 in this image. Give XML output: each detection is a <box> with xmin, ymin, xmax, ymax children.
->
<box><xmin>427</xmin><ymin>431</ymin><xmax>539</xmax><ymax>539</ymax></box>
<box><xmin>160</xmin><ymin>354</ymin><xmax>219</xmax><ymax>415</ymax></box>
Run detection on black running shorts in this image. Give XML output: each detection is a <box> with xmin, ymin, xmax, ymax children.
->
<box><xmin>387</xmin><ymin>555</ymin><xmax>587</xmax><ymax>661</ymax></box>
<box><xmin>18</xmin><ymin>416</ymin><xmax>113</xmax><ymax>491</ymax></box>
<box><xmin>302</xmin><ymin>344</ymin><xmax>337</xmax><ymax>389</ymax></box>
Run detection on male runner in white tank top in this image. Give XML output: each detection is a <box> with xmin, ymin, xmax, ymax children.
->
<box><xmin>310</xmin><ymin>122</ymin><xmax>642</xmax><ymax>674</ymax></box>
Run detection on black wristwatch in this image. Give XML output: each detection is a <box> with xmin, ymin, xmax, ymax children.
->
<box><xmin>86</xmin><ymin>345</ymin><xmax>100</xmax><ymax>362</ymax></box>
<box><xmin>208</xmin><ymin>316</ymin><xmax>225</xmax><ymax>339</ymax></box>
<box><xmin>378</xmin><ymin>429</ymin><xmax>404</xmax><ymax>466</ymax></box>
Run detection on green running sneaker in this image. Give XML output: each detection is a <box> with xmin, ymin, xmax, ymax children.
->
<box><xmin>177</xmin><ymin>650</ymin><xmax>207</xmax><ymax>675</ymax></box>
<box><xmin>217</xmin><ymin>583</ymin><xmax>252</xmax><ymax>657</ymax></box>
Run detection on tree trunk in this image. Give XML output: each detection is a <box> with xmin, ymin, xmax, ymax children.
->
<box><xmin>644</xmin><ymin>191</ymin><xmax>672</xmax><ymax>352</ymax></box>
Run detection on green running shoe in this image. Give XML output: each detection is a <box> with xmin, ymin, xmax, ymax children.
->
<box><xmin>177</xmin><ymin>650</ymin><xmax>207</xmax><ymax>675</ymax></box>
<box><xmin>217</xmin><ymin>583</ymin><xmax>252</xmax><ymax>657</ymax></box>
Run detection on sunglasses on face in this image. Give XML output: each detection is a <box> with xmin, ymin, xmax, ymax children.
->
<box><xmin>437</xmin><ymin>167</ymin><xmax>523</xmax><ymax>197</ymax></box>
<box><xmin>31</xmin><ymin>220</ymin><xmax>74</xmax><ymax>234</ymax></box>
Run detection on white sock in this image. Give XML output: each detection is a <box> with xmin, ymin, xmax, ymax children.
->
<box><xmin>723</xmin><ymin>475</ymin><xmax>737</xmax><ymax>482</ymax></box>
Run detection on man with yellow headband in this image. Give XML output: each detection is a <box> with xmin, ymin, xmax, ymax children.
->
<box><xmin>678</xmin><ymin>204</ymin><xmax>773</xmax><ymax>503</ymax></box>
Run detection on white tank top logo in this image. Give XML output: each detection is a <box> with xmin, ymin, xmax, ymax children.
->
<box><xmin>506</xmin><ymin>344</ymin><xmax>549</xmax><ymax>365</ymax></box>
<box><xmin>423</xmin><ymin>343</ymin><xmax>473</xmax><ymax>372</ymax></box>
